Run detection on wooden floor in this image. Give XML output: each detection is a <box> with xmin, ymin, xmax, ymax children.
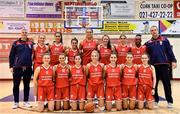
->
<box><xmin>0</xmin><ymin>80</ymin><xmax>180</xmax><ymax>114</ymax></box>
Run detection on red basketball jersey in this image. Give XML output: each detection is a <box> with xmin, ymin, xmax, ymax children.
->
<box><xmin>131</xmin><ymin>46</ymin><xmax>146</xmax><ymax>64</ymax></box>
<box><xmin>55</xmin><ymin>64</ymin><xmax>69</xmax><ymax>88</ymax></box>
<box><xmin>38</xmin><ymin>65</ymin><xmax>54</xmax><ymax>86</ymax></box>
<box><xmin>50</xmin><ymin>44</ymin><xmax>64</xmax><ymax>65</ymax></box>
<box><xmin>138</xmin><ymin>65</ymin><xmax>153</xmax><ymax>87</ymax></box>
<box><xmin>70</xmin><ymin>65</ymin><xmax>86</xmax><ymax>86</ymax></box>
<box><xmin>106</xmin><ymin>64</ymin><xmax>121</xmax><ymax>87</ymax></box>
<box><xmin>88</xmin><ymin>63</ymin><xmax>103</xmax><ymax>85</ymax></box>
<box><xmin>67</xmin><ymin>48</ymin><xmax>79</xmax><ymax>65</ymax></box>
<box><xmin>115</xmin><ymin>45</ymin><xmax>131</xmax><ymax>64</ymax></box>
<box><xmin>34</xmin><ymin>45</ymin><xmax>47</xmax><ymax>64</ymax></box>
<box><xmin>122</xmin><ymin>65</ymin><xmax>137</xmax><ymax>85</ymax></box>
<box><xmin>81</xmin><ymin>40</ymin><xmax>97</xmax><ymax>65</ymax></box>
<box><xmin>99</xmin><ymin>45</ymin><xmax>111</xmax><ymax>65</ymax></box>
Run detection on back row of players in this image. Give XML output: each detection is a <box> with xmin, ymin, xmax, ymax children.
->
<box><xmin>33</xmin><ymin>29</ymin><xmax>155</xmax><ymax>112</ymax></box>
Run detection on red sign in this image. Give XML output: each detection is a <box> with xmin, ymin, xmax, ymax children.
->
<box><xmin>174</xmin><ymin>1</ymin><xmax>180</xmax><ymax>18</ymax></box>
<box><xmin>0</xmin><ymin>38</ymin><xmax>16</xmax><ymax>62</ymax></box>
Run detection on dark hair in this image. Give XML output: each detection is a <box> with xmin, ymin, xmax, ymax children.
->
<box><xmin>102</xmin><ymin>34</ymin><xmax>111</xmax><ymax>49</ymax></box>
<box><xmin>119</xmin><ymin>34</ymin><xmax>127</xmax><ymax>39</ymax></box>
<box><xmin>71</xmin><ymin>37</ymin><xmax>78</xmax><ymax>43</ymax></box>
<box><xmin>86</xmin><ymin>28</ymin><xmax>93</xmax><ymax>33</ymax></box>
<box><xmin>55</xmin><ymin>32</ymin><xmax>63</xmax><ymax>43</ymax></box>
<box><xmin>136</xmin><ymin>34</ymin><xmax>141</xmax><ymax>37</ymax></box>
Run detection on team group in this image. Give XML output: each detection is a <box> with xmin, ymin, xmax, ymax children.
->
<box><xmin>9</xmin><ymin>26</ymin><xmax>177</xmax><ymax>112</ymax></box>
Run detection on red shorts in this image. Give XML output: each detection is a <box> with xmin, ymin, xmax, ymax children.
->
<box><xmin>137</xmin><ymin>85</ymin><xmax>154</xmax><ymax>101</ymax></box>
<box><xmin>34</xmin><ymin>63</ymin><xmax>42</xmax><ymax>71</ymax></box>
<box><xmin>70</xmin><ymin>84</ymin><xmax>86</xmax><ymax>101</ymax></box>
<box><xmin>87</xmin><ymin>83</ymin><xmax>104</xmax><ymax>99</ymax></box>
<box><xmin>106</xmin><ymin>86</ymin><xmax>122</xmax><ymax>101</ymax></box>
<box><xmin>55</xmin><ymin>87</ymin><xmax>69</xmax><ymax>101</ymax></box>
<box><xmin>122</xmin><ymin>85</ymin><xmax>136</xmax><ymax>100</ymax></box>
<box><xmin>38</xmin><ymin>86</ymin><xmax>54</xmax><ymax>101</ymax></box>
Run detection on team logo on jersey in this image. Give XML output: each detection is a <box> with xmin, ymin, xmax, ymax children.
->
<box><xmin>137</xmin><ymin>51</ymin><xmax>140</xmax><ymax>54</ymax></box>
<box><xmin>112</xmin><ymin>69</ymin><xmax>115</xmax><ymax>72</ymax></box>
<box><xmin>128</xmin><ymin>69</ymin><xmax>132</xmax><ymax>72</ymax></box>
<box><xmin>62</xmin><ymin>69</ymin><xmax>65</xmax><ymax>72</ymax></box>
<box><xmin>46</xmin><ymin>71</ymin><xmax>48</xmax><ymax>74</ymax></box>
<box><xmin>160</xmin><ymin>41</ymin><xmax>163</xmax><ymax>45</ymax></box>
<box><xmin>77</xmin><ymin>70</ymin><xmax>81</xmax><ymax>73</ymax></box>
<box><xmin>122</xmin><ymin>48</ymin><xmax>125</xmax><ymax>51</ymax></box>
<box><xmin>143</xmin><ymin>69</ymin><xmax>146</xmax><ymax>73</ymax></box>
<box><xmin>40</xmin><ymin>49</ymin><xmax>43</xmax><ymax>53</ymax></box>
<box><xmin>95</xmin><ymin>68</ymin><xmax>97</xmax><ymax>71</ymax></box>
<box><xmin>28</xmin><ymin>44</ymin><xmax>32</xmax><ymax>49</ymax></box>
<box><xmin>88</xmin><ymin>43</ymin><xmax>90</xmax><ymax>46</ymax></box>
<box><xmin>104</xmin><ymin>49</ymin><xmax>107</xmax><ymax>52</ymax></box>
<box><xmin>55</xmin><ymin>48</ymin><xmax>59</xmax><ymax>51</ymax></box>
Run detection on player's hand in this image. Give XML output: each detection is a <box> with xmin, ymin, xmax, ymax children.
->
<box><xmin>10</xmin><ymin>68</ymin><xmax>13</xmax><ymax>73</ymax></box>
<box><xmin>152</xmin><ymin>89</ymin><xmax>155</xmax><ymax>95</ymax></box>
<box><xmin>172</xmin><ymin>62</ymin><xmax>177</xmax><ymax>69</ymax></box>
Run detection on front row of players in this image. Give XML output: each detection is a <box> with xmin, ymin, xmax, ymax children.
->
<box><xmin>33</xmin><ymin>50</ymin><xmax>156</xmax><ymax>112</ymax></box>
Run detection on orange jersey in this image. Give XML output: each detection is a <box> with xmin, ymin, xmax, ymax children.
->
<box><xmin>115</xmin><ymin>45</ymin><xmax>131</xmax><ymax>64</ymax></box>
<box><xmin>50</xmin><ymin>44</ymin><xmax>64</xmax><ymax>65</ymax></box>
<box><xmin>88</xmin><ymin>63</ymin><xmax>103</xmax><ymax>85</ymax></box>
<box><xmin>138</xmin><ymin>65</ymin><xmax>153</xmax><ymax>87</ymax></box>
<box><xmin>81</xmin><ymin>40</ymin><xmax>97</xmax><ymax>65</ymax></box>
<box><xmin>122</xmin><ymin>65</ymin><xmax>137</xmax><ymax>85</ymax></box>
<box><xmin>105</xmin><ymin>65</ymin><xmax>121</xmax><ymax>87</ymax></box>
<box><xmin>38</xmin><ymin>65</ymin><xmax>54</xmax><ymax>87</ymax></box>
<box><xmin>99</xmin><ymin>46</ymin><xmax>111</xmax><ymax>65</ymax></box>
<box><xmin>131</xmin><ymin>46</ymin><xmax>146</xmax><ymax>64</ymax></box>
<box><xmin>55</xmin><ymin>64</ymin><xmax>69</xmax><ymax>88</ymax></box>
<box><xmin>70</xmin><ymin>65</ymin><xmax>86</xmax><ymax>86</ymax></box>
<box><xmin>67</xmin><ymin>48</ymin><xmax>79</xmax><ymax>65</ymax></box>
<box><xmin>34</xmin><ymin>45</ymin><xmax>47</xmax><ymax>64</ymax></box>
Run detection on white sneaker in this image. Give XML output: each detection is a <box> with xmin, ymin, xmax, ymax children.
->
<box><xmin>167</xmin><ymin>103</ymin><xmax>173</xmax><ymax>108</ymax></box>
<box><xmin>154</xmin><ymin>102</ymin><xmax>158</xmax><ymax>108</ymax></box>
<box><xmin>23</xmin><ymin>102</ymin><xmax>32</xmax><ymax>108</ymax></box>
<box><xmin>12</xmin><ymin>103</ymin><xmax>19</xmax><ymax>109</ymax></box>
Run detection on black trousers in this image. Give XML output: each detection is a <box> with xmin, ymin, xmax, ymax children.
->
<box><xmin>13</xmin><ymin>67</ymin><xmax>32</xmax><ymax>103</ymax></box>
<box><xmin>154</xmin><ymin>64</ymin><xmax>173</xmax><ymax>103</ymax></box>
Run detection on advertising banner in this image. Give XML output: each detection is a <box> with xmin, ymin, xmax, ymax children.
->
<box><xmin>174</xmin><ymin>0</ymin><xmax>180</xmax><ymax>18</ymax></box>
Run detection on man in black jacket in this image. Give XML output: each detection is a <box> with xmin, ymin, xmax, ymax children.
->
<box><xmin>9</xmin><ymin>29</ymin><xmax>33</xmax><ymax>109</ymax></box>
<box><xmin>145</xmin><ymin>26</ymin><xmax>177</xmax><ymax>108</ymax></box>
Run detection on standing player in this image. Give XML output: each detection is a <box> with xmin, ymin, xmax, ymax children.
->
<box><xmin>115</xmin><ymin>34</ymin><xmax>131</xmax><ymax>64</ymax></box>
<box><xmin>86</xmin><ymin>50</ymin><xmax>105</xmax><ymax>112</ymax></box>
<box><xmin>33</xmin><ymin>34</ymin><xmax>49</xmax><ymax>70</ymax></box>
<box><xmin>66</xmin><ymin>38</ymin><xmax>79</xmax><ymax>66</ymax></box>
<box><xmin>98</xmin><ymin>34</ymin><xmax>114</xmax><ymax>65</ymax></box>
<box><xmin>121</xmin><ymin>53</ymin><xmax>137</xmax><ymax>110</ymax></box>
<box><xmin>79</xmin><ymin>29</ymin><xmax>98</xmax><ymax>65</ymax></box>
<box><xmin>54</xmin><ymin>53</ymin><xmax>70</xmax><ymax>110</ymax></box>
<box><xmin>104</xmin><ymin>53</ymin><xmax>122</xmax><ymax>111</ymax></box>
<box><xmin>70</xmin><ymin>54</ymin><xmax>86</xmax><ymax>111</ymax></box>
<box><xmin>131</xmin><ymin>34</ymin><xmax>146</xmax><ymax>64</ymax></box>
<box><xmin>137</xmin><ymin>53</ymin><xmax>156</xmax><ymax>109</ymax></box>
<box><xmin>33</xmin><ymin>53</ymin><xmax>55</xmax><ymax>112</ymax></box>
<box><xmin>50</xmin><ymin>32</ymin><xmax>65</xmax><ymax>66</ymax></box>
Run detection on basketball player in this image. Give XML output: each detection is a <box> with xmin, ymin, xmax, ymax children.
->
<box><xmin>70</xmin><ymin>54</ymin><xmax>86</xmax><ymax>111</ymax></box>
<box><xmin>104</xmin><ymin>53</ymin><xmax>122</xmax><ymax>111</ymax></box>
<box><xmin>33</xmin><ymin>34</ymin><xmax>49</xmax><ymax>70</ymax></box>
<box><xmin>115</xmin><ymin>34</ymin><xmax>131</xmax><ymax>64</ymax></box>
<box><xmin>33</xmin><ymin>53</ymin><xmax>55</xmax><ymax>112</ymax></box>
<box><xmin>86</xmin><ymin>50</ymin><xmax>105</xmax><ymax>112</ymax></box>
<box><xmin>98</xmin><ymin>34</ymin><xmax>114</xmax><ymax>65</ymax></box>
<box><xmin>79</xmin><ymin>29</ymin><xmax>98</xmax><ymax>65</ymax></box>
<box><xmin>50</xmin><ymin>32</ymin><xmax>65</xmax><ymax>66</ymax></box>
<box><xmin>66</xmin><ymin>38</ymin><xmax>79</xmax><ymax>66</ymax></box>
<box><xmin>121</xmin><ymin>52</ymin><xmax>137</xmax><ymax>110</ymax></box>
<box><xmin>131</xmin><ymin>34</ymin><xmax>146</xmax><ymax>64</ymax></box>
<box><xmin>137</xmin><ymin>53</ymin><xmax>156</xmax><ymax>109</ymax></box>
<box><xmin>54</xmin><ymin>53</ymin><xmax>70</xmax><ymax>110</ymax></box>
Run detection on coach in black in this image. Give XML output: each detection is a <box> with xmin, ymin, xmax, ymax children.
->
<box><xmin>9</xmin><ymin>29</ymin><xmax>33</xmax><ymax>109</ymax></box>
<box><xmin>145</xmin><ymin>26</ymin><xmax>177</xmax><ymax>108</ymax></box>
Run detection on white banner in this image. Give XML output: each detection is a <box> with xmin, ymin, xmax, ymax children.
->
<box><xmin>101</xmin><ymin>0</ymin><xmax>135</xmax><ymax>19</ymax></box>
<box><xmin>138</xmin><ymin>0</ymin><xmax>173</xmax><ymax>18</ymax></box>
<box><xmin>0</xmin><ymin>0</ymin><xmax>24</xmax><ymax>17</ymax></box>
<box><xmin>26</xmin><ymin>0</ymin><xmax>62</xmax><ymax>18</ymax></box>
<box><xmin>0</xmin><ymin>21</ymin><xmax>29</xmax><ymax>33</ymax></box>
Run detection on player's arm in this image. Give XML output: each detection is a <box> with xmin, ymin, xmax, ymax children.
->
<box><xmin>85</xmin><ymin>63</ymin><xmax>90</xmax><ymax>79</ymax></box>
<box><xmin>100</xmin><ymin>63</ymin><xmax>105</xmax><ymax>80</ymax></box>
<box><xmin>53</xmin><ymin>65</ymin><xmax>57</xmax><ymax>82</ymax></box>
<box><xmin>33</xmin><ymin>66</ymin><xmax>40</xmax><ymax>101</ymax></box>
<box><xmin>79</xmin><ymin>41</ymin><xmax>83</xmax><ymax>54</ymax></box>
<box><xmin>103</xmin><ymin>65</ymin><xmax>107</xmax><ymax>80</ymax></box>
<box><xmin>151</xmin><ymin>66</ymin><xmax>156</xmax><ymax>89</ymax></box>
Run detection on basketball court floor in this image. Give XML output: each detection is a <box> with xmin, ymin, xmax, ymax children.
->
<box><xmin>0</xmin><ymin>80</ymin><xmax>180</xmax><ymax>114</ymax></box>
